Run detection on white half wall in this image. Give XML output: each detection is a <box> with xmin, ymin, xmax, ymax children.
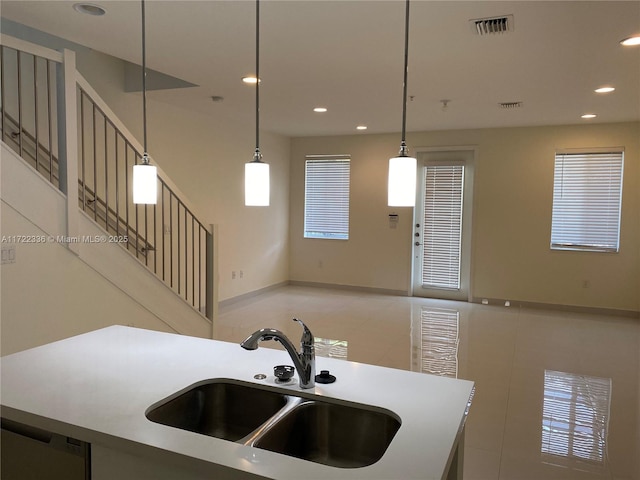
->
<box><xmin>1</xmin><ymin>143</ymin><xmax>211</xmax><ymax>355</ymax></box>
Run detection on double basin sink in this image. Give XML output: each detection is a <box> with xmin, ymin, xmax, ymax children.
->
<box><xmin>146</xmin><ymin>379</ymin><xmax>401</xmax><ymax>468</ymax></box>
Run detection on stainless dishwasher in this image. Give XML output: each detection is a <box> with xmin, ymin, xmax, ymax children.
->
<box><xmin>1</xmin><ymin>418</ymin><xmax>90</xmax><ymax>479</ymax></box>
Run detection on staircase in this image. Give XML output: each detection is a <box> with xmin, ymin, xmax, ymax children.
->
<box><xmin>0</xmin><ymin>34</ymin><xmax>215</xmax><ymax>335</ymax></box>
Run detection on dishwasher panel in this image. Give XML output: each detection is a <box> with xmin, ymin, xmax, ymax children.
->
<box><xmin>1</xmin><ymin>418</ymin><xmax>90</xmax><ymax>480</ymax></box>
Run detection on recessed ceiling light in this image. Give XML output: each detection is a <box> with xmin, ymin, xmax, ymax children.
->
<box><xmin>356</xmin><ymin>125</ymin><xmax>367</xmax><ymax>130</ymax></box>
<box><xmin>242</xmin><ymin>76</ymin><xmax>260</xmax><ymax>84</ymax></box>
<box><xmin>313</xmin><ymin>107</ymin><xmax>327</xmax><ymax>113</ymax></box>
<box><xmin>73</xmin><ymin>3</ymin><xmax>106</xmax><ymax>16</ymax></box>
<box><xmin>581</xmin><ymin>113</ymin><xmax>597</xmax><ymax>119</ymax></box>
<box><xmin>594</xmin><ymin>86</ymin><xmax>615</xmax><ymax>93</ymax></box>
<box><xmin>620</xmin><ymin>35</ymin><xmax>640</xmax><ymax>46</ymax></box>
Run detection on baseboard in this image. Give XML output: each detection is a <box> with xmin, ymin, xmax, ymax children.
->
<box><xmin>221</xmin><ymin>283</ymin><xmax>639</xmax><ymax>319</ymax></box>
<box><xmin>288</xmin><ymin>280</ymin><xmax>409</xmax><ymax>297</ymax></box>
<box><xmin>219</xmin><ymin>281</ymin><xmax>290</xmax><ymax>309</ymax></box>
<box><xmin>471</xmin><ymin>297</ymin><xmax>640</xmax><ymax>319</ymax></box>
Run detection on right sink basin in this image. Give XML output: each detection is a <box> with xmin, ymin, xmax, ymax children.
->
<box><xmin>253</xmin><ymin>399</ymin><xmax>401</xmax><ymax>468</ymax></box>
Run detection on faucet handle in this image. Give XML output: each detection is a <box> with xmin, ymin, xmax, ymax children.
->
<box><xmin>293</xmin><ymin>318</ymin><xmax>314</xmax><ymax>346</ymax></box>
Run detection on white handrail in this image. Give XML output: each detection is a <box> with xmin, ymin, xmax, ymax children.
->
<box><xmin>0</xmin><ymin>34</ymin><xmax>63</xmax><ymax>63</ymax></box>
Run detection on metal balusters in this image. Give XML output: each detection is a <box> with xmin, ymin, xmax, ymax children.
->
<box><xmin>144</xmin><ymin>200</ymin><xmax>149</xmax><ymax>266</ymax></box>
<box><xmin>1</xmin><ymin>47</ymin><xmax>5</xmax><ymax>142</ymax></box>
<box><xmin>153</xmin><ymin>201</ymin><xmax>157</xmax><ymax>273</ymax></box>
<box><xmin>115</xmin><ymin>134</ymin><xmax>120</xmax><ymax>236</ymax></box>
<box><xmin>16</xmin><ymin>50</ymin><xmax>23</xmax><ymax>158</ymax></box>
<box><xmin>177</xmin><ymin>200</ymin><xmax>181</xmax><ymax>296</ymax></box>
<box><xmin>1</xmin><ymin>41</ymin><xmax>213</xmax><ymax>319</ymax></box>
<box><xmin>191</xmin><ymin>218</ymin><xmax>195</xmax><ymax>307</ymax></box>
<box><xmin>169</xmin><ymin>194</ymin><xmax>173</xmax><ymax>288</ymax></box>
<box><xmin>161</xmin><ymin>183</ymin><xmax>166</xmax><ymax>282</ymax></box>
<box><xmin>184</xmin><ymin>202</ymin><xmax>188</xmax><ymax>301</ymax></box>
<box><xmin>32</xmin><ymin>55</ymin><xmax>38</xmax><ymax>173</ymax></box>
<box><xmin>125</xmin><ymin>142</ymin><xmax>131</xmax><ymax>248</ymax></box>
<box><xmin>80</xmin><ymin>89</ymin><xmax>86</xmax><ymax>209</ymax></box>
<box><xmin>198</xmin><ymin>224</ymin><xmax>202</xmax><ymax>311</ymax></box>
<box><xmin>1</xmin><ymin>46</ymin><xmax>59</xmax><ymax>187</ymax></box>
<box><xmin>46</xmin><ymin>59</ymin><xmax>53</xmax><ymax>183</ymax></box>
<box><xmin>91</xmin><ymin>103</ymin><xmax>97</xmax><ymax>220</ymax></box>
<box><xmin>135</xmin><ymin>153</ymin><xmax>140</xmax><ymax>259</ymax></box>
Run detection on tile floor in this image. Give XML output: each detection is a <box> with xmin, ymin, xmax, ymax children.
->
<box><xmin>216</xmin><ymin>285</ymin><xmax>640</xmax><ymax>480</ymax></box>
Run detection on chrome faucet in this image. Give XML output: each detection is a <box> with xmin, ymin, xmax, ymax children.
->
<box><xmin>241</xmin><ymin>318</ymin><xmax>316</xmax><ymax>389</ymax></box>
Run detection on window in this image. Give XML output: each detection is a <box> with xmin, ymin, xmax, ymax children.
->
<box><xmin>551</xmin><ymin>150</ymin><xmax>624</xmax><ymax>252</ymax></box>
<box><xmin>304</xmin><ymin>156</ymin><xmax>350</xmax><ymax>240</ymax></box>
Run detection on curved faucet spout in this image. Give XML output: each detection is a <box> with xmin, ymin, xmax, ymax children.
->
<box><xmin>240</xmin><ymin>319</ymin><xmax>316</xmax><ymax>389</ymax></box>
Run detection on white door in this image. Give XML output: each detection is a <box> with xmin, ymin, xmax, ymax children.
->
<box><xmin>412</xmin><ymin>149</ymin><xmax>474</xmax><ymax>301</ymax></box>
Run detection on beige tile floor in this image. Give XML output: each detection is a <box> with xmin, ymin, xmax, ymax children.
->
<box><xmin>215</xmin><ymin>285</ymin><xmax>640</xmax><ymax>480</ymax></box>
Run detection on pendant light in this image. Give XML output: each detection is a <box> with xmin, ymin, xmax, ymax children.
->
<box><xmin>133</xmin><ymin>0</ymin><xmax>158</xmax><ymax>205</ymax></box>
<box><xmin>245</xmin><ymin>0</ymin><xmax>270</xmax><ymax>206</ymax></box>
<box><xmin>387</xmin><ymin>0</ymin><xmax>416</xmax><ymax>207</ymax></box>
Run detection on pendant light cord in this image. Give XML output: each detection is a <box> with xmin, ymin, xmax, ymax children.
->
<box><xmin>254</xmin><ymin>0</ymin><xmax>261</xmax><ymax>160</ymax></box>
<box><xmin>141</xmin><ymin>0</ymin><xmax>149</xmax><ymax>163</ymax></box>
<box><xmin>400</xmin><ymin>0</ymin><xmax>410</xmax><ymax>150</ymax></box>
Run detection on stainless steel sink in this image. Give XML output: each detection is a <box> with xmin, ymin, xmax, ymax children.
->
<box><xmin>253</xmin><ymin>400</ymin><xmax>401</xmax><ymax>468</ymax></box>
<box><xmin>146</xmin><ymin>380</ymin><xmax>288</xmax><ymax>441</ymax></box>
<box><xmin>146</xmin><ymin>379</ymin><xmax>401</xmax><ymax>468</ymax></box>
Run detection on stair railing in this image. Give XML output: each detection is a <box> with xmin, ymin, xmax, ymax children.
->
<box><xmin>1</xmin><ymin>34</ymin><xmax>214</xmax><ymax>321</ymax></box>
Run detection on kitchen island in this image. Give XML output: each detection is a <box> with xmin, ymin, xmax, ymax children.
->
<box><xmin>1</xmin><ymin>326</ymin><xmax>474</xmax><ymax>479</ymax></box>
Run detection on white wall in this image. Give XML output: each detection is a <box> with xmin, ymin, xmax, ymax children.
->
<box><xmin>290</xmin><ymin>122</ymin><xmax>640</xmax><ymax>313</ymax></box>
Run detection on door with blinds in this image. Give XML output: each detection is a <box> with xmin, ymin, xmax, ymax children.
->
<box><xmin>412</xmin><ymin>150</ymin><xmax>474</xmax><ymax>301</ymax></box>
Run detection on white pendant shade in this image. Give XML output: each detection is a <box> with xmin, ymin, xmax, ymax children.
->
<box><xmin>388</xmin><ymin>155</ymin><xmax>417</xmax><ymax>207</ymax></box>
<box><xmin>245</xmin><ymin>161</ymin><xmax>270</xmax><ymax>206</ymax></box>
<box><xmin>133</xmin><ymin>163</ymin><xmax>158</xmax><ymax>204</ymax></box>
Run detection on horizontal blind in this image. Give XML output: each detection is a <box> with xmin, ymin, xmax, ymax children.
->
<box><xmin>422</xmin><ymin>165</ymin><xmax>464</xmax><ymax>289</ymax></box>
<box><xmin>551</xmin><ymin>152</ymin><xmax>623</xmax><ymax>252</ymax></box>
<box><xmin>304</xmin><ymin>157</ymin><xmax>350</xmax><ymax>240</ymax></box>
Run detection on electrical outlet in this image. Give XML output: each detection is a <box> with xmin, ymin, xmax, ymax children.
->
<box><xmin>318</xmin><ymin>260</ymin><xmax>323</xmax><ymax>268</ymax></box>
<box><xmin>232</xmin><ymin>271</ymin><xmax>236</xmax><ymax>280</ymax></box>
<box><xmin>582</xmin><ymin>280</ymin><xmax>591</xmax><ymax>289</ymax></box>
<box><xmin>1</xmin><ymin>245</ymin><xmax>16</xmax><ymax>264</ymax></box>
<box><xmin>239</xmin><ymin>270</ymin><xmax>244</xmax><ymax>279</ymax></box>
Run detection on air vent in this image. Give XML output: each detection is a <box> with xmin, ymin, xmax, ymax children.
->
<box><xmin>470</xmin><ymin>15</ymin><xmax>514</xmax><ymax>35</ymax></box>
<box><xmin>499</xmin><ymin>101</ymin><xmax>523</xmax><ymax>109</ymax></box>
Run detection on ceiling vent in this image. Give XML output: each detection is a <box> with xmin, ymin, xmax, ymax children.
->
<box><xmin>499</xmin><ymin>101</ymin><xmax>523</xmax><ymax>109</ymax></box>
<box><xmin>471</xmin><ymin>15</ymin><xmax>514</xmax><ymax>35</ymax></box>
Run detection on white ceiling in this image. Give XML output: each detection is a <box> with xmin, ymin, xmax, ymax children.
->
<box><xmin>2</xmin><ymin>1</ymin><xmax>639</xmax><ymax>137</ymax></box>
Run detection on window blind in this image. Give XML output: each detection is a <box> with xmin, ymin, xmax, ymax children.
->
<box><xmin>304</xmin><ymin>157</ymin><xmax>350</xmax><ymax>240</ymax></box>
<box><xmin>422</xmin><ymin>165</ymin><xmax>464</xmax><ymax>289</ymax></box>
<box><xmin>551</xmin><ymin>152</ymin><xmax>624</xmax><ymax>252</ymax></box>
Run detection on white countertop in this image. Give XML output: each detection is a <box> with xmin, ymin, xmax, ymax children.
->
<box><xmin>0</xmin><ymin>326</ymin><xmax>474</xmax><ymax>480</ymax></box>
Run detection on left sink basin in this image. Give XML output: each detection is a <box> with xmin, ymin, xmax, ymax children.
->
<box><xmin>146</xmin><ymin>380</ymin><xmax>288</xmax><ymax>441</ymax></box>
